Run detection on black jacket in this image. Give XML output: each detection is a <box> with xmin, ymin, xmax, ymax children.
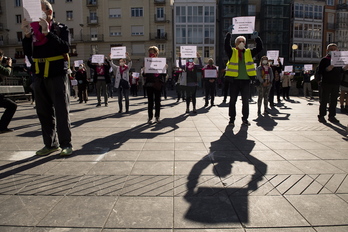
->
<box><xmin>224</xmin><ymin>33</ymin><xmax>263</xmax><ymax>60</ymax></box>
<box><xmin>22</xmin><ymin>20</ymin><xmax>70</xmax><ymax>78</ymax></box>
<box><xmin>318</xmin><ymin>55</ymin><xmax>343</xmax><ymax>85</ymax></box>
<box><xmin>87</xmin><ymin>60</ymin><xmax>111</xmax><ymax>84</ymax></box>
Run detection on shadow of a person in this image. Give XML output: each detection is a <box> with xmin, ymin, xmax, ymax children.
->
<box><xmin>183</xmin><ymin>126</ymin><xmax>267</xmax><ymax>224</ymax></box>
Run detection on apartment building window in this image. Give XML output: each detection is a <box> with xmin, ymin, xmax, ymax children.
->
<box><xmin>110</xmin><ymin>26</ymin><xmax>121</xmax><ymax>36</ymax></box>
<box><xmin>294</xmin><ymin>23</ymin><xmax>303</xmax><ymax>38</ymax></box>
<box><xmin>131</xmin><ymin>26</ymin><xmax>144</xmax><ymax>35</ymax></box>
<box><xmin>15</xmin><ymin>48</ymin><xmax>24</xmax><ymax>59</ymax></box>
<box><xmin>16</xmin><ymin>15</ymin><xmax>22</xmax><ymax>24</ymax></box>
<box><xmin>67</xmin><ymin>11</ymin><xmax>73</xmax><ymax>21</ymax></box>
<box><xmin>66</xmin><ymin>0</ymin><xmax>72</xmax><ymax>2</ymax></box>
<box><xmin>314</xmin><ymin>5</ymin><xmax>323</xmax><ymax>20</ymax></box>
<box><xmin>188</xmin><ymin>25</ymin><xmax>203</xmax><ymax>44</ymax></box>
<box><xmin>294</xmin><ymin>3</ymin><xmax>304</xmax><ymax>18</ymax></box>
<box><xmin>223</xmin><ymin>18</ymin><xmax>232</xmax><ymax>31</ymax></box>
<box><xmin>248</xmin><ymin>5</ymin><xmax>256</xmax><ymax>16</ymax></box>
<box><xmin>109</xmin><ymin>8</ymin><xmax>121</xmax><ymax>18</ymax></box>
<box><xmin>176</xmin><ymin>25</ymin><xmax>186</xmax><ymax>44</ymax></box>
<box><xmin>69</xmin><ymin>28</ymin><xmax>74</xmax><ymax>40</ymax></box>
<box><xmin>132</xmin><ymin>44</ymin><xmax>145</xmax><ymax>55</ymax></box>
<box><xmin>69</xmin><ymin>45</ymin><xmax>77</xmax><ymax>56</ymax></box>
<box><xmin>15</xmin><ymin>0</ymin><xmax>21</xmax><ymax>7</ymax></box>
<box><xmin>176</xmin><ymin>6</ymin><xmax>186</xmax><ymax>23</ymax></box>
<box><xmin>48</xmin><ymin>0</ymin><xmax>55</xmax><ymax>3</ymax></box>
<box><xmin>17</xmin><ymin>32</ymin><xmax>23</xmax><ymax>42</ymax></box>
<box><xmin>156</xmin><ymin>7</ymin><xmax>164</xmax><ymax>20</ymax></box>
<box><xmin>304</xmin><ymin>4</ymin><xmax>314</xmax><ymax>19</ymax></box>
<box><xmin>187</xmin><ymin>6</ymin><xmax>203</xmax><ymax>23</ymax></box>
<box><xmin>157</xmin><ymin>44</ymin><xmax>165</xmax><ymax>54</ymax></box>
<box><xmin>204</xmin><ymin>25</ymin><xmax>214</xmax><ymax>44</ymax></box>
<box><xmin>327</xmin><ymin>32</ymin><xmax>334</xmax><ymax>43</ymax></box>
<box><xmin>327</xmin><ymin>0</ymin><xmax>334</xmax><ymax>6</ymax></box>
<box><xmin>204</xmin><ymin>6</ymin><xmax>214</xmax><ymax>23</ymax></box>
<box><xmin>90</xmin><ymin>27</ymin><xmax>98</xmax><ymax>41</ymax></box>
<box><xmin>131</xmin><ymin>8</ymin><xmax>143</xmax><ymax>17</ymax></box>
<box><xmin>91</xmin><ymin>45</ymin><xmax>98</xmax><ymax>54</ymax></box>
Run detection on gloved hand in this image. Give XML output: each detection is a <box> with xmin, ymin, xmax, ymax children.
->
<box><xmin>39</xmin><ymin>18</ymin><xmax>50</xmax><ymax>34</ymax></box>
<box><xmin>21</xmin><ymin>18</ymin><xmax>31</xmax><ymax>35</ymax></box>
<box><xmin>251</xmin><ymin>31</ymin><xmax>258</xmax><ymax>39</ymax></box>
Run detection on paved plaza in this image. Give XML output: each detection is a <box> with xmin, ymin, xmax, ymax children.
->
<box><xmin>0</xmin><ymin>91</ymin><xmax>347</xmax><ymax>232</ymax></box>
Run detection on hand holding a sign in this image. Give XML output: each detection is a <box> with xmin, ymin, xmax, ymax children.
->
<box><xmin>21</xmin><ymin>18</ymin><xmax>31</xmax><ymax>37</ymax></box>
<box><xmin>39</xmin><ymin>18</ymin><xmax>49</xmax><ymax>35</ymax></box>
<box><xmin>326</xmin><ymin>65</ymin><xmax>335</xmax><ymax>72</ymax></box>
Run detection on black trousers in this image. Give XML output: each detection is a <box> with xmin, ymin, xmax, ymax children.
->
<box><xmin>147</xmin><ymin>86</ymin><xmax>161</xmax><ymax>119</ymax></box>
<box><xmin>0</xmin><ymin>96</ymin><xmax>17</xmax><ymax>131</ymax></box>
<box><xmin>34</xmin><ymin>74</ymin><xmax>72</xmax><ymax>149</ymax></box>
<box><xmin>204</xmin><ymin>80</ymin><xmax>215</xmax><ymax>105</ymax></box>
<box><xmin>319</xmin><ymin>83</ymin><xmax>339</xmax><ymax>117</ymax></box>
<box><xmin>186</xmin><ymin>86</ymin><xmax>197</xmax><ymax>109</ymax></box>
<box><xmin>226</xmin><ymin>78</ymin><xmax>250</xmax><ymax>122</ymax></box>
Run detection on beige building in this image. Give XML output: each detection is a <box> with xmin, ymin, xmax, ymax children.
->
<box><xmin>0</xmin><ymin>0</ymin><xmax>174</xmax><ymax>73</ymax></box>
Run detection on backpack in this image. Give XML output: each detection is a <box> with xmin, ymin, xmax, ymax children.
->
<box><xmin>314</xmin><ymin>66</ymin><xmax>321</xmax><ymax>82</ymax></box>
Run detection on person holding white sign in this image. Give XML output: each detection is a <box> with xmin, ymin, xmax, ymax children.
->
<box><xmin>281</xmin><ymin>71</ymin><xmax>293</xmax><ymax>101</ymax></box>
<box><xmin>268</xmin><ymin>58</ymin><xmax>283</xmax><ymax>105</ymax></box>
<box><xmin>75</xmin><ymin>63</ymin><xmax>88</xmax><ymax>103</ymax></box>
<box><xmin>256</xmin><ymin>56</ymin><xmax>274</xmax><ymax>115</ymax></box>
<box><xmin>22</xmin><ymin>0</ymin><xmax>73</xmax><ymax>156</ymax></box>
<box><xmin>178</xmin><ymin>53</ymin><xmax>203</xmax><ymax>114</ymax></box>
<box><xmin>317</xmin><ymin>43</ymin><xmax>348</xmax><ymax>123</ymax></box>
<box><xmin>109</xmin><ymin>52</ymin><xmax>132</xmax><ymax>113</ymax></box>
<box><xmin>202</xmin><ymin>58</ymin><xmax>218</xmax><ymax>107</ymax></box>
<box><xmin>143</xmin><ymin>46</ymin><xmax>166</xmax><ymax>123</ymax></box>
<box><xmin>224</xmin><ymin>31</ymin><xmax>263</xmax><ymax>126</ymax></box>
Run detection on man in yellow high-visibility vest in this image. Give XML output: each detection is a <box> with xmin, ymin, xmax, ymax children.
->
<box><xmin>224</xmin><ymin>32</ymin><xmax>263</xmax><ymax>127</ymax></box>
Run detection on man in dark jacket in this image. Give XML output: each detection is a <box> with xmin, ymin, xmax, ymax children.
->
<box><xmin>87</xmin><ymin>57</ymin><xmax>111</xmax><ymax>107</ymax></box>
<box><xmin>0</xmin><ymin>51</ymin><xmax>17</xmax><ymax>134</ymax></box>
<box><xmin>22</xmin><ymin>0</ymin><xmax>72</xmax><ymax>156</ymax></box>
<box><xmin>317</xmin><ymin>43</ymin><xmax>348</xmax><ymax>123</ymax></box>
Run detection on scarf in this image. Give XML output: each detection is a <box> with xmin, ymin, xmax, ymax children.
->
<box><xmin>30</xmin><ymin>22</ymin><xmax>48</xmax><ymax>46</ymax></box>
<box><xmin>236</xmin><ymin>48</ymin><xmax>244</xmax><ymax>60</ymax></box>
<box><xmin>186</xmin><ymin>62</ymin><xmax>195</xmax><ymax>71</ymax></box>
<box><xmin>261</xmin><ymin>65</ymin><xmax>270</xmax><ymax>82</ymax></box>
<box><xmin>120</xmin><ymin>65</ymin><xmax>128</xmax><ymax>76</ymax></box>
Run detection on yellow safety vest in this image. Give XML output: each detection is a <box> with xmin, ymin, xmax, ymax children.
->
<box><xmin>225</xmin><ymin>48</ymin><xmax>256</xmax><ymax>77</ymax></box>
<box><xmin>33</xmin><ymin>55</ymin><xmax>65</xmax><ymax>78</ymax></box>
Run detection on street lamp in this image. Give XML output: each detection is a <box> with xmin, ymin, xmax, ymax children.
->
<box><xmin>292</xmin><ymin>44</ymin><xmax>298</xmax><ymax>63</ymax></box>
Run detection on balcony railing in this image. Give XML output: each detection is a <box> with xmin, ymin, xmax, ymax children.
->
<box><xmin>154</xmin><ymin>14</ymin><xmax>166</xmax><ymax>22</ymax></box>
<box><xmin>87</xmin><ymin>16</ymin><xmax>98</xmax><ymax>25</ymax></box>
<box><xmin>154</xmin><ymin>0</ymin><xmax>166</xmax><ymax>4</ymax></box>
<box><xmin>150</xmin><ymin>32</ymin><xmax>167</xmax><ymax>40</ymax></box>
<box><xmin>86</xmin><ymin>0</ymin><xmax>98</xmax><ymax>7</ymax></box>
<box><xmin>82</xmin><ymin>34</ymin><xmax>104</xmax><ymax>42</ymax></box>
<box><xmin>337</xmin><ymin>3</ymin><xmax>348</xmax><ymax>10</ymax></box>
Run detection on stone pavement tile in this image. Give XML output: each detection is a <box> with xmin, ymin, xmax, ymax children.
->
<box><xmin>173</xmin><ymin>195</ymin><xmax>242</xmax><ymax>228</ymax></box>
<box><xmin>87</xmin><ymin>161</ymin><xmax>134</xmax><ymax>175</ymax></box>
<box><xmin>0</xmin><ymin>174</ymin><xmax>38</xmax><ymax>195</ymax></box>
<box><xmin>67</xmin><ymin>175</ymin><xmax>127</xmax><ymax>196</ymax></box>
<box><xmin>34</xmin><ymin>228</ymin><xmax>101</xmax><ymax>232</ymax></box>
<box><xmin>17</xmin><ymin>175</ymin><xmax>82</xmax><ymax>196</ymax></box>
<box><xmin>327</xmin><ymin>160</ymin><xmax>348</xmax><ymax>173</ymax></box>
<box><xmin>121</xmin><ymin>175</ymin><xmax>173</xmax><ymax>196</ymax></box>
<box><xmin>246</xmin><ymin>228</ymin><xmax>315</xmax><ymax>232</ymax></box>
<box><xmin>174</xmin><ymin>175</ymin><xmax>223</xmax><ymax>197</ymax></box>
<box><xmin>231</xmin><ymin>196</ymin><xmax>309</xmax><ymax>227</ymax></box>
<box><xmin>174</xmin><ymin>161</ymin><xmax>214</xmax><ymax>176</ymax></box>
<box><xmin>199</xmin><ymin>131</ymin><xmax>226</xmax><ymax>137</ymax></box>
<box><xmin>103</xmin><ymin>230</ymin><xmax>172</xmax><ymax>232</ymax></box>
<box><xmin>215</xmin><ymin>160</ymin><xmax>259</xmax><ymax>175</ymax></box>
<box><xmin>200</xmin><ymin>136</ymin><xmax>229</xmax><ymax>143</ymax></box>
<box><xmin>175</xmin><ymin>142</ymin><xmax>208</xmax><ymax>151</ymax></box>
<box><xmin>222</xmin><ymin>174</ymin><xmax>268</xmax><ymax>196</ymax></box>
<box><xmin>174</xmin><ymin>229</ymin><xmax>243</xmax><ymax>232</ymax></box>
<box><xmin>234</xmin><ymin>142</ymin><xmax>269</xmax><ymax>151</ymax></box>
<box><xmin>60</xmin><ymin>148</ymin><xmax>109</xmax><ymax>162</ymax></box>
<box><xmin>338</xmin><ymin>193</ymin><xmax>348</xmax><ymax>202</ymax></box>
<box><xmin>0</xmin><ymin>195</ymin><xmax>62</xmax><ymax>226</ymax></box>
<box><xmin>130</xmin><ymin>161</ymin><xmax>174</xmax><ymax>175</ymax></box>
<box><xmin>175</xmin><ymin>136</ymin><xmax>203</xmax><ymax>143</ymax></box>
<box><xmin>137</xmin><ymin>150</ymin><xmax>174</xmax><ymax>161</ymax></box>
<box><xmin>38</xmin><ymin>196</ymin><xmax>117</xmax><ymax>228</ymax></box>
<box><xmin>245</xmin><ymin>150</ymin><xmax>285</xmax><ymax>161</ymax></box>
<box><xmin>273</xmin><ymin>149</ymin><xmax>319</xmax><ymax>160</ymax></box>
<box><xmin>115</xmin><ymin>142</ymin><xmax>146</xmax><ymax>151</ymax></box>
<box><xmin>254</xmin><ymin>161</ymin><xmax>303</xmax><ymax>174</ymax></box>
<box><xmin>314</xmin><ymin>226</ymin><xmax>348</xmax><ymax>232</ymax></box>
<box><xmin>285</xmin><ymin>195</ymin><xmax>348</xmax><ymax>226</ymax></box>
<box><xmin>306</xmin><ymin>149</ymin><xmax>348</xmax><ymax>160</ymax></box>
<box><xmin>143</xmin><ymin>142</ymin><xmax>174</xmax><ymax>151</ymax></box>
<box><xmin>0</xmin><ymin>226</ymin><xmax>33</xmax><ymax>232</ymax></box>
<box><xmin>208</xmin><ymin>150</ymin><xmax>248</xmax><ymax>162</ymax></box>
<box><xmin>261</xmin><ymin>141</ymin><xmax>300</xmax><ymax>150</ymax></box>
<box><xmin>204</xmin><ymin>142</ymin><xmax>239</xmax><ymax>151</ymax></box>
<box><xmin>319</xmin><ymin>141</ymin><xmax>348</xmax><ymax>150</ymax></box>
<box><xmin>103</xmin><ymin>150</ymin><xmax>140</xmax><ymax>161</ymax></box>
<box><xmin>175</xmin><ymin>150</ymin><xmax>208</xmax><ymax>161</ymax></box>
<box><xmin>291</xmin><ymin>141</ymin><xmax>331</xmax><ymax>150</ymax></box>
<box><xmin>289</xmin><ymin>160</ymin><xmax>346</xmax><ymax>174</ymax></box>
<box><xmin>251</xmin><ymin>134</ymin><xmax>287</xmax><ymax>142</ymax></box>
<box><xmin>105</xmin><ymin>196</ymin><xmax>173</xmax><ymax>228</ymax></box>
<box><xmin>43</xmin><ymin>161</ymin><xmax>97</xmax><ymax>175</ymax></box>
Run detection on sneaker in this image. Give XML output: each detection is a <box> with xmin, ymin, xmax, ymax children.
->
<box><xmin>328</xmin><ymin>116</ymin><xmax>340</xmax><ymax>123</ymax></box>
<box><xmin>155</xmin><ymin>117</ymin><xmax>161</xmax><ymax>123</ymax></box>
<box><xmin>318</xmin><ymin>115</ymin><xmax>327</xmax><ymax>123</ymax></box>
<box><xmin>60</xmin><ymin>147</ymin><xmax>73</xmax><ymax>156</ymax></box>
<box><xmin>185</xmin><ymin>108</ymin><xmax>190</xmax><ymax>114</ymax></box>
<box><xmin>147</xmin><ymin>119</ymin><xmax>153</xmax><ymax>124</ymax></box>
<box><xmin>105</xmin><ymin>103</ymin><xmax>108</xmax><ymax>107</ymax></box>
<box><xmin>36</xmin><ymin>146</ymin><xmax>60</xmax><ymax>156</ymax></box>
<box><xmin>0</xmin><ymin>128</ymin><xmax>14</xmax><ymax>134</ymax></box>
<box><xmin>96</xmin><ymin>103</ymin><xmax>101</xmax><ymax>107</ymax></box>
<box><xmin>242</xmin><ymin>120</ymin><xmax>251</xmax><ymax>126</ymax></box>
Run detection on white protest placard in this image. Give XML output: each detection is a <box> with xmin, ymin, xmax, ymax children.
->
<box><xmin>331</xmin><ymin>51</ymin><xmax>348</xmax><ymax>67</ymax></box>
<box><xmin>284</xmin><ymin>65</ymin><xmax>293</xmax><ymax>72</ymax></box>
<box><xmin>304</xmin><ymin>64</ymin><xmax>313</xmax><ymax>71</ymax></box>
<box><xmin>267</xmin><ymin>50</ymin><xmax>279</xmax><ymax>61</ymax></box>
<box><xmin>180</xmin><ymin>46</ymin><xmax>197</xmax><ymax>58</ymax></box>
<box><xmin>91</xmin><ymin>54</ymin><xmax>105</xmax><ymax>64</ymax></box>
<box><xmin>23</xmin><ymin>0</ymin><xmax>42</xmax><ymax>22</ymax></box>
<box><xmin>274</xmin><ymin>57</ymin><xmax>284</xmax><ymax>66</ymax></box>
<box><xmin>176</xmin><ymin>59</ymin><xmax>186</xmax><ymax>68</ymax></box>
<box><xmin>204</xmin><ymin>69</ymin><xmax>217</xmax><ymax>78</ymax></box>
<box><xmin>144</xmin><ymin>58</ymin><xmax>167</xmax><ymax>74</ymax></box>
<box><xmin>71</xmin><ymin>79</ymin><xmax>78</xmax><ymax>86</ymax></box>
<box><xmin>74</xmin><ymin>60</ymin><xmax>84</xmax><ymax>67</ymax></box>
<box><xmin>110</xmin><ymin>47</ymin><xmax>126</xmax><ymax>59</ymax></box>
<box><xmin>232</xmin><ymin>16</ymin><xmax>255</xmax><ymax>34</ymax></box>
<box><xmin>25</xmin><ymin>56</ymin><xmax>31</xmax><ymax>68</ymax></box>
<box><xmin>132</xmin><ymin>72</ymin><xmax>140</xmax><ymax>78</ymax></box>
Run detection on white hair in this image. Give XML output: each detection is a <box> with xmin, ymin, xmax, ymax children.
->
<box><xmin>235</xmin><ymin>36</ymin><xmax>246</xmax><ymax>44</ymax></box>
